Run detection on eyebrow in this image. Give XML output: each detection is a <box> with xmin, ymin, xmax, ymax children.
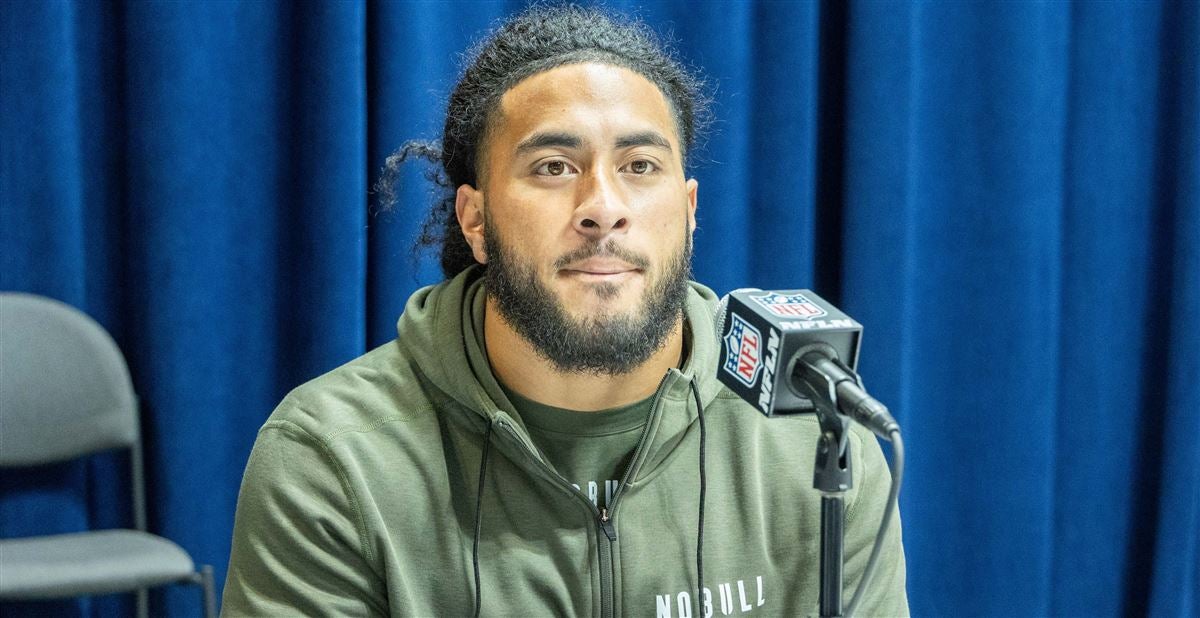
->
<box><xmin>513</xmin><ymin>130</ymin><xmax>675</xmax><ymax>155</ymax></box>
<box><xmin>614</xmin><ymin>131</ymin><xmax>673</xmax><ymax>152</ymax></box>
<box><xmin>515</xmin><ymin>131</ymin><xmax>583</xmax><ymax>154</ymax></box>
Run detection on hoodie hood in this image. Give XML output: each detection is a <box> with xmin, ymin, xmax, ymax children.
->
<box><xmin>395</xmin><ymin>266</ymin><xmax>726</xmax><ymax>474</ymax></box>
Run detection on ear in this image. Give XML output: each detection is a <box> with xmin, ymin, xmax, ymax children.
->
<box><xmin>455</xmin><ymin>184</ymin><xmax>488</xmax><ymax>264</ymax></box>
<box><xmin>685</xmin><ymin>178</ymin><xmax>699</xmax><ymax>234</ymax></box>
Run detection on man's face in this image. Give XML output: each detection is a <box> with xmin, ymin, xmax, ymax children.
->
<box><xmin>457</xmin><ymin>62</ymin><xmax>699</xmax><ymax>374</ymax></box>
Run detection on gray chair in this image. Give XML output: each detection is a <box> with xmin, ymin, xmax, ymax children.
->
<box><xmin>0</xmin><ymin>293</ymin><xmax>217</xmax><ymax>618</ymax></box>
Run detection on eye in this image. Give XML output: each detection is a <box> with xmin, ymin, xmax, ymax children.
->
<box><xmin>535</xmin><ymin>160</ymin><xmax>576</xmax><ymax>176</ymax></box>
<box><xmin>623</xmin><ymin>159</ymin><xmax>658</xmax><ymax>175</ymax></box>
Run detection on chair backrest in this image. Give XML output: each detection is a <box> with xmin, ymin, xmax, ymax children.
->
<box><xmin>0</xmin><ymin>293</ymin><xmax>139</xmax><ymax>466</ymax></box>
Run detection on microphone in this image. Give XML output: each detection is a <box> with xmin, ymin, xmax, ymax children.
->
<box><xmin>714</xmin><ymin>289</ymin><xmax>898</xmax><ymax>437</ymax></box>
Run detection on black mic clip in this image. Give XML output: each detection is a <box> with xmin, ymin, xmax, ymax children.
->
<box><xmin>793</xmin><ymin>343</ymin><xmax>855</xmax><ymax>493</ymax></box>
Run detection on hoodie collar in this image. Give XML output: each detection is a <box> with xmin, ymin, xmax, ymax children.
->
<box><xmin>396</xmin><ymin>266</ymin><xmax>726</xmax><ymax>455</ymax></box>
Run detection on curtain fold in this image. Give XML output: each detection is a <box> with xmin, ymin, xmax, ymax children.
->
<box><xmin>2</xmin><ymin>1</ymin><xmax>1196</xmax><ymax>616</ymax></box>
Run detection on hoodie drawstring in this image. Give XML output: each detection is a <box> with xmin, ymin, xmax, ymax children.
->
<box><xmin>689</xmin><ymin>379</ymin><xmax>708</xmax><ymax>616</ymax></box>
<box><xmin>473</xmin><ymin>420</ymin><xmax>494</xmax><ymax>618</ymax></box>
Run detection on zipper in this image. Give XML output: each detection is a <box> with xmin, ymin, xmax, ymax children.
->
<box><xmin>492</xmin><ymin>371</ymin><xmax>678</xmax><ymax>618</ymax></box>
<box><xmin>594</xmin><ymin>373</ymin><xmax>673</xmax><ymax>618</ymax></box>
<box><xmin>597</xmin><ymin>508</ymin><xmax>615</xmax><ymax>618</ymax></box>
<box><xmin>603</xmin><ymin>372</ymin><xmax>672</xmax><ymax>522</ymax></box>
<box><xmin>598</xmin><ymin>508</ymin><xmax>616</xmax><ymax>541</ymax></box>
<box><xmin>495</xmin><ymin>420</ymin><xmax>618</xmax><ymax>617</ymax></box>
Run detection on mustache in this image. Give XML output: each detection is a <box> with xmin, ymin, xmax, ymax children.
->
<box><xmin>554</xmin><ymin>239</ymin><xmax>651</xmax><ymax>271</ymax></box>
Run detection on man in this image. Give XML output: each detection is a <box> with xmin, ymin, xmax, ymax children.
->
<box><xmin>224</xmin><ymin>6</ymin><xmax>907</xmax><ymax>617</ymax></box>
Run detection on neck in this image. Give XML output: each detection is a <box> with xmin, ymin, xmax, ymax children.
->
<box><xmin>483</xmin><ymin>296</ymin><xmax>684</xmax><ymax>411</ymax></box>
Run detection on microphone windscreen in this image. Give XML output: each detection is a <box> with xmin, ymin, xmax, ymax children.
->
<box><xmin>714</xmin><ymin>288</ymin><xmax>762</xmax><ymax>338</ymax></box>
<box><xmin>713</xmin><ymin>295</ymin><xmax>729</xmax><ymax>341</ymax></box>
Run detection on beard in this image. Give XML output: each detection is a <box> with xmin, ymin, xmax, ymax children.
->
<box><xmin>484</xmin><ymin>221</ymin><xmax>693</xmax><ymax>376</ymax></box>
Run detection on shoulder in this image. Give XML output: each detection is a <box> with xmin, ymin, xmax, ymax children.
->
<box><xmin>263</xmin><ymin>339</ymin><xmax>433</xmax><ymax>443</ymax></box>
<box><xmin>705</xmin><ymin>387</ymin><xmax>889</xmax><ymax>487</ymax></box>
<box><xmin>705</xmin><ymin>386</ymin><xmax>823</xmax><ymax>440</ymax></box>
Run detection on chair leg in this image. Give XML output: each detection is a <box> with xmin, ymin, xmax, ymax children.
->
<box><xmin>137</xmin><ymin>587</ymin><xmax>149</xmax><ymax>618</ymax></box>
<box><xmin>199</xmin><ymin>564</ymin><xmax>218</xmax><ymax>618</ymax></box>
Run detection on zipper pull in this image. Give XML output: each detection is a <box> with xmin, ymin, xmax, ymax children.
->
<box><xmin>598</xmin><ymin>508</ymin><xmax>617</xmax><ymax>541</ymax></box>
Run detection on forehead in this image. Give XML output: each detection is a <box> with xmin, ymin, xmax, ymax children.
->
<box><xmin>490</xmin><ymin>63</ymin><xmax>679</xmax><ymax>152</ymax></box>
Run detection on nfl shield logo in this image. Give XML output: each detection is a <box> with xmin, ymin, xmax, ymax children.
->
<box><xmin>750</xmin><ymin>292</ymin><xmax>827</xmax><ymax>319</ymax></box>
<box><xmin>722</xmin><ymin>313</ymin><xmax>763</xmax><ymax>388</ymax></box>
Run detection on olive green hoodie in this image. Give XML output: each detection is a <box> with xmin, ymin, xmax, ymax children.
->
<box><xmin>223</xmin><ymin>268</ymin><xmax>908</xmax><ymax>617</ymax></box>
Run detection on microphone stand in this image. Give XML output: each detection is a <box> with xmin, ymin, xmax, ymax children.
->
<box><xmin>796</xmin><ymin>361</ymin><xmax>854</xmax><ymax>618</ymax></box>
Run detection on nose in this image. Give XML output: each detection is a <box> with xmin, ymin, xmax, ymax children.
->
<box><xmin>572</xmin><ymin>169</ymin><xmax>631</xmax><ymax>239</ymax></box>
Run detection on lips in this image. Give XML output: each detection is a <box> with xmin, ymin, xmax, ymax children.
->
<box><xmin>561</xmin><ymin>257</ymin><xmax>641</xmax><ymax>276</ymax></box>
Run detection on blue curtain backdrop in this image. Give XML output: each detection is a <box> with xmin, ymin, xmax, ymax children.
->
<box><xmin>2</xmin><ymin>1</ymin><xmax>1197</xmax><ymax>616</ymax></box>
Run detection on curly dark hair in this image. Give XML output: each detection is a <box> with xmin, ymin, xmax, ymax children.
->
<box><xmin>375</xmin><ymin>4</ymin><xmax>710</xmax><ymax>278</ymax></box>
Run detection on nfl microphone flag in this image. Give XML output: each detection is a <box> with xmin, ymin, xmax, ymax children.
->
<box><xmin>715</xmin><ymin>289</ymin><xmax>863</xmax><ymax>417</ymax></box>
<box><xmin>715</xmin><ymin>289</ymin><xmax>902</xmax><ymax>618</ymax></box>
